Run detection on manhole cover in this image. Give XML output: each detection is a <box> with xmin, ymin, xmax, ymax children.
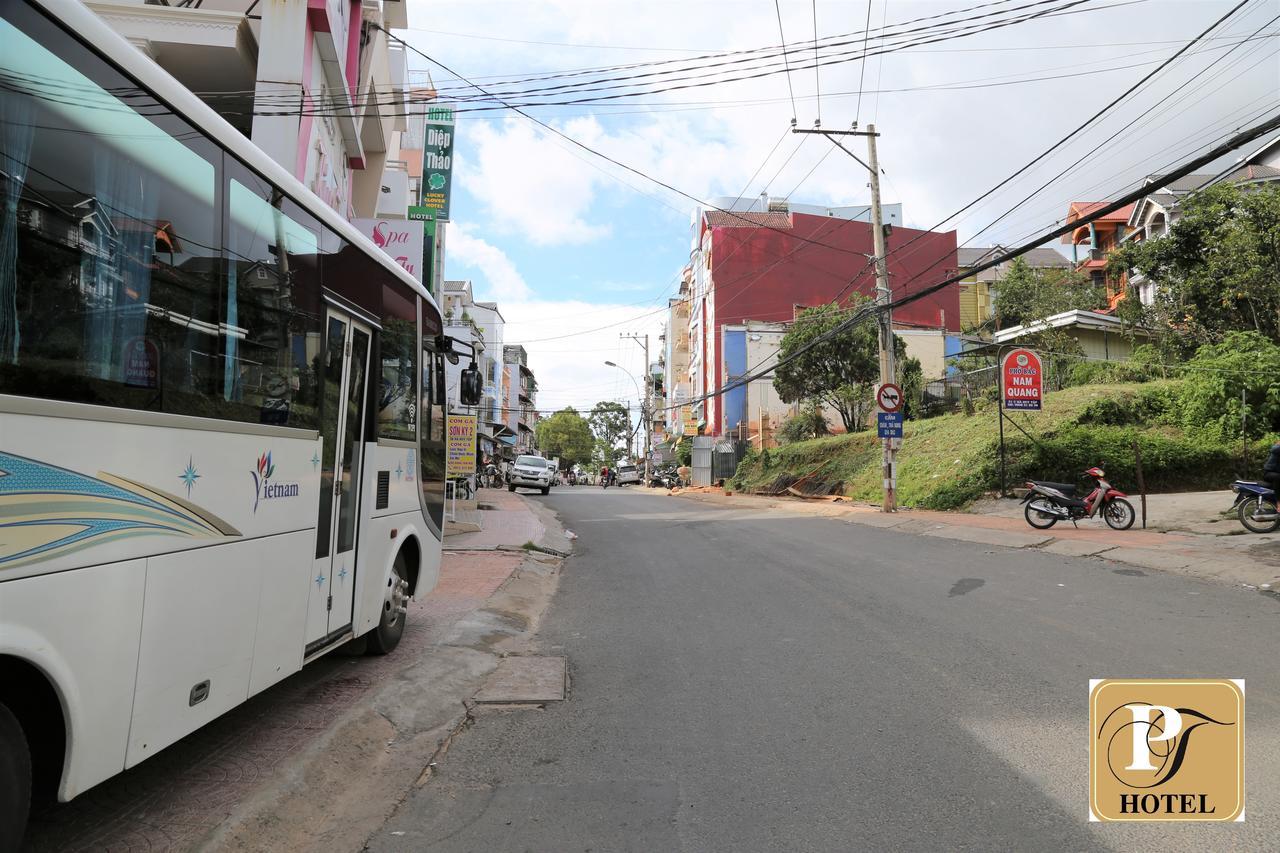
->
<box><xmin>474</xmin><ymin>656</ymin><xmax>567</xmax><ymax>704</ymax></box>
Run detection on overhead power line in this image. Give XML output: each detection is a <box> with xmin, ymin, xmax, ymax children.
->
<box><xmin>420</xmin><ymin>0</ymin><xmax>1044</xmax><ymax>93</ymax></box>
<box><xmin>372</xmin><ymin>23</ymin><xmax>922</xmax><ymax>264</ymax></box>
<box><xmin>773</xmin><ymin>0</ymin><xmax>799</xmax><ymax>125</ymax></box>
<box><xmin>657</xmin><ymin>109</ymin><xmax>1280</xmax><ymax>416</ymax></box>
<box><xmin>827</xmin><ymin>0</ymin><xmax>1258</xmax><ymax>306</ymax></box>
<box><xmin>856</xmin><ymin>0</ymin><xmax>875</xmax><ymax>124</ymax></box>
<box><xmin>423</xmin><ymin>0</ymin><xmax>1110</xmax><ymax>110</ymax></box>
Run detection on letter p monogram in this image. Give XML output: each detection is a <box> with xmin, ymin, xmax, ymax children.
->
<box><xmin>1125</xmin><ymin>704</ymin><xmax>1182</xmax><ymax>771</ymax></box>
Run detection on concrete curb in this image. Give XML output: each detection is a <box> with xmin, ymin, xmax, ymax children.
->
<box><xmin>672</xmin><ymin>490</ymin><xmax>1280</xmax><ymax>589</ymax></box>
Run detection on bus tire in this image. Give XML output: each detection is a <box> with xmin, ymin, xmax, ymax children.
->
<box><xmin>0</xmin><ymin>702</ymin><xmax>31</xmax><ymax>852</ymax></box>
<box><xmin>367</xmin><ymin>552</ymin><xmax>409</xmax><ymax>655</ymax></box>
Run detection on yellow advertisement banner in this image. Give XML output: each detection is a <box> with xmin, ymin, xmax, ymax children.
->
<box><xmin>446</xmin><ymin>413</ymin><xmax>477</xmax><ymax>478</ymax></box>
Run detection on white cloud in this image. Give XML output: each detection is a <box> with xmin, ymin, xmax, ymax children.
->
<box><xmin>499</xmin><ymin>298</ymin><xmax>665</xmax><ymax>417</ymax></box>
<box><xmin>417</xmin><ymin>0</ymin><xmax>1275</xmax><ymax>248</ymax></box>
<box><xmin>411</xmin><ymin>0</ymin><xmax>1277</xmax><ymax>409</ymax></box>
<box><xmin>446</xmin><ymin>224</ymin><xmax>533</xmax><ymax>300</ymax></box>
<box><xmin>459</xmin><ymin>118</ymin><xmax>613</xmax><ymax>245</ymax></box>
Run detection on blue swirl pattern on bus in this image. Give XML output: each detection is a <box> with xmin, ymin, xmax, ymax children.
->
<box><xmin>0</xmin><ymin>452</ymin><xmax>240</xmax><ymax>568</ymax></box>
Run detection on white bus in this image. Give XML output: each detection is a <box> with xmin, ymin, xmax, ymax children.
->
<box><xmin>0</xmin><ymin>0</ymin><xmax>458</xmax><ymax>842</ymax></box>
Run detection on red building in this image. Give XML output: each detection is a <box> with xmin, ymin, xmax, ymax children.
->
<box><xmin>685</xmin><ymin>208</ymin><xmax>958</xmax><ymax>435</ymax></box>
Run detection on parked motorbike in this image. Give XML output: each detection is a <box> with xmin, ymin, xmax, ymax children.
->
<box><xmin>1229</xmin><ymin>480</ymin><xmax>1279</xmax><ymax>534</ymax></box>
<box><xmin>1022</xmin><ymin>466</ymin><xmax>1135</xmax><ymax>530</ymax></box>
<box><xmin>649</xmin><ymin>466</ymin><xmax>678</xmax><ymax>489</ymax></box>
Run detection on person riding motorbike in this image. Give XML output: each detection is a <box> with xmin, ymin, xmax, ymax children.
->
<box><xmin>600</xmin><ymin>465</ymin><xmax>610</xmax><ymax>488</ymax></box>
<box><xmin>1264</xmin><ymin>440</ymin><xmax>1280</xmax><ymax>491</ymax></box>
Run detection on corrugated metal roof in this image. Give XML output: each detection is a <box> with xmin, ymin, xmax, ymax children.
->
<box><xmin>959</xmin><ymin>246</ymin><xmax>1071</xmax><ymax>277</ymax></box>
<box><xmin>1145</xmin><ymin>173</ymin><xmax>1217</xmax><ymax>192</ymax></box>
<box><xmin>1223</xmin><ymin>164</ymin><xmax>1280</xmax><ymax>183</ymax></box>
<box><xmin>704</xmin><ymin>211</ymin><xmax>793</xmax><ymax>229</ymax></box>
<box><xmin>1068</xmin><ymin>201</ymin><xmax>1135</xmax><ymax>222</ymax></box>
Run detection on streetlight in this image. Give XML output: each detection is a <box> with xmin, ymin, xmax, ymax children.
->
<box><xmin>604</xmin><ymin>360</ymin><xmax>643</xmax><ymax>468</ymax></box>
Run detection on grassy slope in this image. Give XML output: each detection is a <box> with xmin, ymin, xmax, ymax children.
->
<box><xmin>732</xmin><ymin>382</ymin><xmax>1271</xmax><ymax>510</ymax></box>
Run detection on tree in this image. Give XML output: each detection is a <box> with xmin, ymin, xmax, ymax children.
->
<box><xmin>772</xmin><ymin>300</ymin><xmax>917</xmax><ymax>432</ymax></box>
<box><xmin>991</xmin><ymin>257</ymin><xmax>1103</xmax><ymax>331</ymax></box>
<box><xmin>1108</xmin><ymin>182</ymin><xmax>1280</xmax><ymax>355</ymax></box>
<box><xmin>989</xmin><ymin>257</ymin><xmax>1106</xmax><ymax>387</ymax></box>
<box><xmin>778</xmin><ymin>400</ymin><xmax>829</xmax><ymax>444</ymax></box>
<box><xmin>534</xmin><ymin>407</ymin><xmax>594</xmax><ymax>469</ymax></box>
<box><xmin>589</xmin><ymin>400</ymin><xmax>632</xmax><ymax>466</ymax></box>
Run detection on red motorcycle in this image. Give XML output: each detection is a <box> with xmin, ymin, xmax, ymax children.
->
<box><xmin>1022</xmin><ymin>466</ymin><xmax>1135</xmax><ymax>530</ymax></box>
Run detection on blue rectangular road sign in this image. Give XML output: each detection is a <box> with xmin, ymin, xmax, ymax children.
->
<box><xmin>877</xmin><ymin>412</ymin><xmax>903</xmax><ymax>438</ymax></box>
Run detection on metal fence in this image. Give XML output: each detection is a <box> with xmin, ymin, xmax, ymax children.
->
<box><xmin>691</xmin><ymin>436</ymin><xmax>714</xmax><ymax>486</ymax></box>
<box><xmin>712</xmin><ymin>439</ymin><xmax>748</xmax><ymax>484</ymax></box>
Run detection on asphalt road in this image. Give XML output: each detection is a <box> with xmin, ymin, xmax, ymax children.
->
<box><xmin>369</xmin><ymin>487</ymin><xmax>1280</xmax><ymax>852</ymax></box>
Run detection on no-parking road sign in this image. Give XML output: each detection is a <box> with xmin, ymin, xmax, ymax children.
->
<box><xmin>876</xmin><ymin>383</ymin><xmax>903</xmax><ymax>414</ymax></box>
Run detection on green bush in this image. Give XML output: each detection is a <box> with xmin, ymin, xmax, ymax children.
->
<box><xmin>1177</xmin><ymin>331</ymin><xmax>1280</xmax><ymax>441</ymax></box>
<box><xmin>778</xmin><ymin>400</ymin><xmax>829</xmax><ymax>445</ymax></box>
<box><xmin>1008</xmin><ymin>426</ymin><xmax>1268</xmax><ymax>493</ymax></box>
<box><xmin>1075</xmin><ymin>381</ymin><xmax>1181</xmax><ymax>426</ymax></box>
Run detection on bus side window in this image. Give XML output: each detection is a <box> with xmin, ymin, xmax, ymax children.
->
<box><xmin>418</xmin><ymin>348</ymin><xmax>446</xmax><ymax>529</ymax></box>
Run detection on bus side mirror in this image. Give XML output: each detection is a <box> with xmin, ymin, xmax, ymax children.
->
<box><xmin>434</xmin><ymin>356</ymin><xmax>446</xmax><ymax>407</ymax></box>
<box><xmin>461</xmin><ymin>363</ymin><xmax>483</xmax><ymax>406</ymax></box>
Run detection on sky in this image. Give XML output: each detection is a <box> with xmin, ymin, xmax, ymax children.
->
<box><xmin>398</xmin><ymin>0</ymin><xmax>1280</xmax><ymax>416</ymax></box>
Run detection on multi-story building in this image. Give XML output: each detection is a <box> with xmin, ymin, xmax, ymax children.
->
<box><xmin>441</xmin><ymin>281</ymin><xmax>509</xmax><ymax>463</ymax></box>
<box><xmin>682</xmin><ymin>198</ymin><xmax>957</xmax><ymax>436</ymax></box>
<box><xmin>957</xmin><ymin>245</ymin><xmax>1073</xmax><ymax>331</ymax></box>
<box><xmin>662</xmin><ymin>267</ymin><xmax>695</xmax><ymax>443</ymax></box>
<box><xmin>1062</xmin><ymin>201</ymin><xmax>1135</xmax><ymax>311</ymax></box>
<box><xmin>502</xmin><ymin>345</ymin><xmax>537</xmax><ymax>455</ymax></box>
<box><xmin>87</xmin><ymin>0</ymin><xmax>417</xmax><ymax>223</ymax></box>
<box><xmin>1124</xmin><ymin>162</ymin><xmax>1279</xmax><ymax>306</ymax></box>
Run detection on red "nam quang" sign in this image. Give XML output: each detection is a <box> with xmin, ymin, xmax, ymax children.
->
<box><xmin>1001</xmin><ymin>348</ymin><xmax>1043</xmax><ymax>411</ymax></box>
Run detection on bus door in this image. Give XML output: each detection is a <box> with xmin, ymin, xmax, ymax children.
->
<box><xmin>307</xmin><ymin>309</ymin><xmax>372</xmax><ymax>651</ymax></box>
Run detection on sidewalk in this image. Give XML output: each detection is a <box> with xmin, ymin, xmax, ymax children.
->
<box><xmin>24</xmin><ymin>493</ymin><xmax>569</xmax><ymax>853</ymax></box>
<box><xmin>445</xmin><ymin>485</ymin><xmax>546</xmax><ymax>550</ymax></box>
<box><xmin>671</xmin><ymin>488</ymin><xmax>1280</xmax><ymax>591</ymax></box>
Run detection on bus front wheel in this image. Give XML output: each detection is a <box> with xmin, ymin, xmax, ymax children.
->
<box><xmin>0</xmin><ymin>702</ymin><xmax>31</xmax><ymax>852</ymax></box>
<box><xmin>367</xmin><ymin>552</ymin><xmax>410</xmax><ymax>655</ymax></box>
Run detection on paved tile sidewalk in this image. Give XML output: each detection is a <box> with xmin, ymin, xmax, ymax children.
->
<box><xmin>445</xmin><ymin>486</ymin><xmax>545</xmax><ymax>551</ymax></box>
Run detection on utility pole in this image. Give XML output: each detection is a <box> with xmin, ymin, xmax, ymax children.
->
<box><xmin>793</xmin><ymin>123</ymin><xmax>896</xmax><ymax>511</ymax></box>
<box><xmin>865</xmin><ymin>125</ymin><xmax>896</xmax><ymax>512</ymax></box>
<box><xmin>621</xmin><ymin>332</ymin><xmax>652</xmax><ymax>485</ymax></box>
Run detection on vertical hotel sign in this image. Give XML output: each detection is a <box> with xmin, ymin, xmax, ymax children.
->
<box><xmin>408</xmin><ymin>206</ymin><xmax>437</xmax><ymax>300</ymax></box>
<box><xmin>1001</xmin><ymin>348</ymin><xmax>1043</xmax><ymax>411</ymax></box>
<box><xmin>424</xmin><ymin>105</ymin><xmax>454</xmax><ymax>220</ymax></box>
<box><xmin>445</xmin><ymin>413</ymin><xmax>477</xmax><ymax>478</ymax></box>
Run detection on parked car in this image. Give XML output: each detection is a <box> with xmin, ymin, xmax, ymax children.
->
<box><xmin>508</xmin><ymin>455</ymin><xmax>553</xmax><ymax>494</ymax></box>
<box><xmin>616</xmin><ymin>464</ymin><xmax>641</xmax><ymax>485</ymax></box>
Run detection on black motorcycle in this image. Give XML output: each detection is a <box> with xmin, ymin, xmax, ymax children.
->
<box><xmin>649</xmin><ymin>467</ymin><xmax>677</xmax><ymax>488</ymax></box>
